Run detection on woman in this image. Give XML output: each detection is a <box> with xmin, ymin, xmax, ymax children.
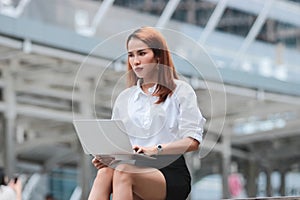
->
<box><xmin>88</xmin><ymin>27</ymin><xmax>206</xmax><ymax>200</ymax></box>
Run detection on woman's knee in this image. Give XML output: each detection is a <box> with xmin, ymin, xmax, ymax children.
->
<box><xmin>113</xmin><ymin>164</ymin><xmax>134</xmax><ymax>183</ymax></box>
<box><xmin>96</xmin><ymin>167</ymin><xmax>114</xmax><ymax>179</ymax></box>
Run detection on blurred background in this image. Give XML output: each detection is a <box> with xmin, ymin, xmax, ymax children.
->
<box><xmin>0</xmin><ymin>0</ymin><xmax>300</xmax><ymax>199</ymax></box>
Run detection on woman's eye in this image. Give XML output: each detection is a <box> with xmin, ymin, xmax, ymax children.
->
<box><xmin>128</xmin><ymin>54</ymin><xmax>133</xmax><ymax>57</ymax></box>
<box><xmin>139</xmin><ymin>52</ymin><xmax>146</xmax><ymax>56</ymax></box>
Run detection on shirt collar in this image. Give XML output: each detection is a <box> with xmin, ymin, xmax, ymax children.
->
<box><xmin>133</xmin><ymin>79</ymin><xmax>157</xmax><ymax>102</ymax></box>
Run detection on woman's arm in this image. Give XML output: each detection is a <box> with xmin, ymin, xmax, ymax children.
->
<box><xmin>133</xmin><ymin>137</ymin><xmax>200</xmax><ymax>156</ymax></box>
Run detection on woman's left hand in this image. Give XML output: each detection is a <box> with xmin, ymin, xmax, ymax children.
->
<box><xmin>133</xmin><ymin>145</ymin><xmax>157</xmax><ymax>156</ymax></box>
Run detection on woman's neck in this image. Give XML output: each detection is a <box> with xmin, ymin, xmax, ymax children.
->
<box><xmin>141</xmin><ymin>80</ymin><xmax>156</xmax><ymax>94</ymax></box>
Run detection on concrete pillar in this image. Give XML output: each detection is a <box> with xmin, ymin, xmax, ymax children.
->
<box><xmin>0</xmin><ymin>115</ymin><xmax>4</xmax><ymax>167</ymax></box>
<box><xmin>246</xmin><ymin>161</ymin><xmax>258</xmax><ymax>197</ymax></box>
<box><xmin>77</xmin><ymin>80</ymin><xmax>93</xmax><ymax>199</ymax></box>
<box><xmin>221</xmin><ymin>132</ymin><xmax>231</xmax><ymax>199</ymax></box>
<box><xmin>2</xmin><ymin>66</ymin><xmax>17</xmax><ymax>178</ymax></box>
<box><xmin>266</xmin><ymin>169</ymin><xmax>272</xmax><ymax>197</ymax></box>
<box><xmin>3</xmin><ymin>117</ymin><xmax>16</xmax><ymax>178</ymax></box>
<box><xmin>279</xmin><ymin>170</ymin><xmax>286</xmax><ymax>196</ymax></box>
<box><xmin>222</xmin><ymin>153</ymin><xmax>231</xmax><ymax>198</ymax></box>
<box><xmin>79</xmin><ymin>152</ymin><xmax>92</xmax><ymax>200</ymax></box>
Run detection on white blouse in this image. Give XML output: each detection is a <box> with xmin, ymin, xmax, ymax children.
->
<box><xmin>112</xmin><ymin>79</ymin><xmax>206</xmax><ymax>147</ymax></box>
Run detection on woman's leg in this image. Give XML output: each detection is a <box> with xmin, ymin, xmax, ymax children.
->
<box><xmin>88</xmin><ymin>167</ymin><xmax>114</xmax><ymax>200</ymax></box>
<box><xmin>112</xmin><ymin>164</ymin><xmax>166</xmax><ymax>200</ymax></box>
<box><xmin>133</xmin><ymin>193</ymin><xmax>143</xmax><ymax>200</ymax></box>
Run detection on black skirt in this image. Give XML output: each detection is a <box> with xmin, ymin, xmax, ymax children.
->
<box><xmin>135</xmin><ymin>155</ymin><xmax>191</xmax><ymax>200</ymax></box>
<box><xmin>159</xmin><ymin>155</ymin><xmax>191</xmax><ymax>200</ymax></box>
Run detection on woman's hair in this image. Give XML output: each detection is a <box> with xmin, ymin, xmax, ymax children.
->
<box><xmin>0</xmin><ymin>167</ymin><xmax>6</xmax><ymax>185</ymax></box>
<box><xmin>126</xmin><ymin>27</ymin><xmax>178</xmax><ymax>104</ymax></box>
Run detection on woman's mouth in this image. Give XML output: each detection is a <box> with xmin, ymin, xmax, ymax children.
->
<box><xmin>134</xmin><ymin>67</ymin><xmax>143</xmax><ymax>73</ymax></box>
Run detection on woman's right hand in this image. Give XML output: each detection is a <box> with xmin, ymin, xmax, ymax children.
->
<box><xmin>92</xmin><ymin>156</ymin><xmax>115</xmax><ymax>169</ymax></box>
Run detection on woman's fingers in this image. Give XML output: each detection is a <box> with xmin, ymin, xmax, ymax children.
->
<box><xmin>95</xmin><ymin>163</ymin><xmax>105</xmax><ymax>169</ymax></box>
<box><xmin>102</xmin><ymin>157</ymin><xmax>115</xmax><ymax>164</ymax></box>
<box><xmin>92</xmin><ymin>157</ymin><xmax>100</xmax><ymax>165</ymax></box>
<box><xmin>133</xmin><ymin>145</ymin><xmax>144</xmax><ymax>154</ymax></box>
<box><xmin>134</xmin><ymin>146</ymin><xmax>156</xmax><ymax>156</ymax></box>
<box><xmin>92</xmin><ymin>157</ymin><xmax>104</xmax><ymax>168</ymax></box>
<box><xmin>92</xmin><ymin>156</ymin><xmax>116</xmax><ymax>169</ymax></box>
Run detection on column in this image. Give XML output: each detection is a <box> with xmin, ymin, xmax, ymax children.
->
<box><xmin>221</xmin><ymin>132</ymin><xmax>231</xmax><ymax>199</ymax></box>
<box><xmin>3</xmin><ymin>116</ymin><xmax>16</xmax><ymax>178</ymax></box>
<box><xmin>222</xmin><ymin>153</ymin><xmax>231</xmax><ymax>198</ymax></box>
<box><xmin>266</xmin><ymin>169</ymin><xmax>272</xmax><ymax>197</ymax></box>
<box><xmin>0</xmin><ymin>115</ymin><xmax>4</xmax><ymax>167</ymax></box>
<box><xmin>279</xmin><ymin>170</ymin><xmax>286</xmax><ymax>196</ymax></box>
<box><xmin>246</xmin><ymin>161</ymin><xmax>258</xmax><ymax>197</ymax></box>
<box><xmin>77</xmin><ymin>80</ymin><xmax>93</xmax><ymax>200</ymax></box>
<box><xmin>79</xmin><ymin>152</ymin><xmax>92</xmax><ymax>200</ymax></box>
<box><xmin>2</xmin><ymin>65</ymin><xmax>17</xmax><ymax>178</ymax></box>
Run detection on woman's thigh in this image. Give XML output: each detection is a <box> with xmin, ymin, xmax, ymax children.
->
<box><xmin>115</xmin><ymin>164</ymin><xmax>166</xmax><ymax>200</ymax></box>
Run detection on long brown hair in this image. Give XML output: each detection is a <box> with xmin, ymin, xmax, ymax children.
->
<box><xmin>126</xmin><ymin>27</ymin><xmax>178</xmax><ymax>104</ymax></box>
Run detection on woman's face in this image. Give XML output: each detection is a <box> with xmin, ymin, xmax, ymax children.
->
<box><xmin>127</xmin><ymin>38</ymin><xmax>158</xmax><ymax>80</ymax></box>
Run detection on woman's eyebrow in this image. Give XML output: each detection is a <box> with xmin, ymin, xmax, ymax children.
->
<box><xmin>128</xmin><ymin>48</ymin><xmax>149</xmax><ymax>54</ymax></box>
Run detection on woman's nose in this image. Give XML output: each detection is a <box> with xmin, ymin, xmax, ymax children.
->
<box><xmin>133</xmin><ymin>56</ymin><xmax>141</xmax><ymax>65</ymax></box>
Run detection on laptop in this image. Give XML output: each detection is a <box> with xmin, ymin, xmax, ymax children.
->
<box><xmin>73</xmin><ymin>119</ymin><xmax>155</xmax><ymax>161</ymax></box>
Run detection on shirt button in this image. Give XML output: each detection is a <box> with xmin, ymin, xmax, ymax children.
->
<box><xmin>144</xmin><ymin>119</ymin><xmax>151</xmax><ymax>127</ymax></box>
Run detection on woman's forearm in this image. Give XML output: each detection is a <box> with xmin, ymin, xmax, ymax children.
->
<box><xmin>158</xmin><ymin>137</ymin><xmax>199</xmax><ymax>155</ymax></box>
<box><xmin>133</xmin><ymin>137</ymin><xmax>200</xmax><ymax>156</ymax></box>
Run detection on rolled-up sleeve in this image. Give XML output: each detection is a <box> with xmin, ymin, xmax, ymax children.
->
<box><xmin>176</xmin><ymin>82</ymin><xmax>206</xmax><ymax>143</ymax></box>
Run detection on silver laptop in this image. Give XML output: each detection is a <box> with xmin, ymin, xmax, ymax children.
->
<box><xmin>73</xmin><ymin>119</ymin><xmax>155</xmax><ymax>161</ymax></box>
